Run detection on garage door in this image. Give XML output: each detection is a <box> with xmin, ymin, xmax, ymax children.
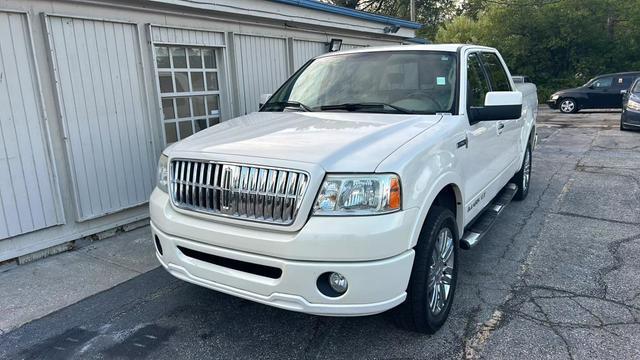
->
<box><xmin>0</xmin><ymin>11</ymin><xmax>64</xmax><ymax>239</ymax></box>
<box><xmin>45</xmin><ymin>15</ymin><xmax>155</xmax><ymax>220</ymax></box>
<box><xmin>292</xmin><ymin>39</ymin><xmax>326</xmax><ymax>71</ymax></box>
<box><xmin>234</xmin><ymin>34</ymin><xmax>289</xmax><ymax>114</ymax></box>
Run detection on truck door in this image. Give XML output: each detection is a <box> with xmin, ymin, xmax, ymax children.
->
<box><xmin>461</xmin><ymin>52</ymin><xmax>503</xmax><ymax>215</ymax></box>
<box><xmin>480</xmin><ymin>52</ymin><xmax>520</xmax><ymax>173</ymax></box>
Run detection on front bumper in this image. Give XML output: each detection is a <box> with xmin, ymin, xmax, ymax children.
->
<box><xmin>546</xmin><ymin>99</ymin><xmax>559</xmax><ymax>109</ymax></box>
<box><xmin>149</xmin><ymin>188</ymin><xmax>418</xmax><ymax>261</ymax></box>
<box><xmin>149</xmin><ymin>188</ymin><xmax>417</xmax><ymax>316</ymax></box>
<box><xmin>152</xmin><ymin>222</ymin><xmax>414</xmax><ymax>316</ymax></box>
<box><xmin>621</xmin><ymin>109</ymin><xmax>640</xmax><ymax>129</ymax></box>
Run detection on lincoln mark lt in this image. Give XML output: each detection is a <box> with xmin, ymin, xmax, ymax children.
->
<box><xmin>151</xmin><ymin>44</ymin><xmax>538</xmax><ymax>333</ymax></box>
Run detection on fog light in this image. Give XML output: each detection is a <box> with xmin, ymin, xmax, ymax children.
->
<box><xmin>329</xmin><ymin>272</ymin><xmax>348</xmax><ymax>293</ymax></box>
<box><xmin>317</xmin><ymin>272</ymin><xmax>349</xmax><ymax>297</ymax></box>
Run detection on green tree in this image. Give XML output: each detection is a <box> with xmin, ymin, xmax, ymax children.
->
<box><xmin>437</xmin><ymin>0</ymin><xmax>640</xmax><ymax>100</ymax></box>
<box><xmin>323</xmin><ymin>0</ymin><xmax>458</xmax><ymax>39</ymax></box>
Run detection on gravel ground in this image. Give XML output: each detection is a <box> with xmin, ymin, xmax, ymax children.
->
<box><xmin>1</xmin><ymin>107</ymin><xmax>638</xmax><ymax>360</ymax></box>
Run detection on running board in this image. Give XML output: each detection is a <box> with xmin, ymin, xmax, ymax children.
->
<box><xmin>460</xmin><ymin>183</ymin><xmax>518</xmax><ymax>250</ymax></box>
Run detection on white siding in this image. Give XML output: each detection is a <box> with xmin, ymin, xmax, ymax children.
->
<box><xmin>0</xmin><ymin>11</ymin><xmax>64</xmax><ymax>239</ymax></box>
<box><xmin>150</xmin><ymin>25</ymin><xmax>225</xmax><ymax>47</ymax></box>
<box><xmin>45</xmin><ymin>16</ymin><xmax>155</xmax><ymax>221</ymax></box>
<box><xmin>292</xmin><ymin>39</ymin><xmax>326</xmax><ymax>71</ymax></box>
<box><xmin>234</xmin><ymin>34</ymin><xmax>289</xmax><ymax>114</ymax></box>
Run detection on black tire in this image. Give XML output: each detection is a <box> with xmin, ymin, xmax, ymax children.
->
<box><xmin>512</xmin><ymin>145</ymin><xmax>532</xmax><ymax>201</ymax></box>
<box><xmin>559</xmin><ymin>98</ymin><xmax>578</xmax><ymax>114</ymax></box>
<box><xmin>395</xmin><ymin>206</ymin><xmax>458</xmax><ymax>334</ymax></box>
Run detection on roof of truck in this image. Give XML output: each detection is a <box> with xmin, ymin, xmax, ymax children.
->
<box><xmin>317</xmin><ymin>44</ymin><xmax>495</xmax><ymax>58</ymax></box>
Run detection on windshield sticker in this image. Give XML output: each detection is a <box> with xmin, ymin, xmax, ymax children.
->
<box><xmin>437</xmin><ymin>77</ymin><xmax>446</xmax><ymax>85</ymax></box>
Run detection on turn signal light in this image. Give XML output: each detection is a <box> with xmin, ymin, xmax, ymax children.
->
<box><xmin>389</xmin><ymin>177</ymin><xmax>401</xmax><ymax>210</ymax></box>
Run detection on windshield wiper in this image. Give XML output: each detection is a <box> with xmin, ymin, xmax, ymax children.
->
<box><xmin>319</xmin><ymin>102</ymin><xmax>414</xmax><ymax>114</ymax></box>
<box><xmin>266</xmin><ymin>100</ymin><xmax>313</xmax><ymax>112</ymax></box>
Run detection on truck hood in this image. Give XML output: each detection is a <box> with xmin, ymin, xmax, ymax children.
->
<box><xmin>169</xmin><ymin>111</ymin><xmax>442</xmax><ymax>172</ymax></box>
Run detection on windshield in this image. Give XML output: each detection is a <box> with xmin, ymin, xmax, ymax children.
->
<box><xmin>262</xmin><ymin>51</ymin><xmax>458</xmax><ymax>114</ymax></box>
<box><xmin>633</xmin><ymin>79</ymin><xmax>640</xmax><ymax>93</ymax></box>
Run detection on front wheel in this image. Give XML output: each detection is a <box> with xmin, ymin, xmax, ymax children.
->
<box><xmin>559</xmin><ymin>98</ymin><xmax>578</xmax><ymax>113</ymax></box>
<box><xmin>512</xmin><ymin>145</ymin><xmax>531</xmax><ymax>201</ymax></box>
<box><xmin>395</xmin><ymin>206</ymin><xmax>458</xmax><ymax>333</ymax></box>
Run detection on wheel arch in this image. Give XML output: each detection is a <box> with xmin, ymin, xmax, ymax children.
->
<box><xmin>409</xmin><ymin>179</ymin><xmax>464</xmax><ymax>249</ymax></box>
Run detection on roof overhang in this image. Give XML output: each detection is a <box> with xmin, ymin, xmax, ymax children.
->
<box><xmin>145</xmin><ymin>0</ymin><xmax>420</xmax><ymax>39</ymax></box>
<box><xmin>269</xmin><ymin>0</ymin><xmax>422</xmax><ymax>29</ymax></box>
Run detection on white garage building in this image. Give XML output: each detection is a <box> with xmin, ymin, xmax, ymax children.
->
<box><xmin>0</xmin><ymin>0</ymin><xmax>420</xmax><ymax>262</ymax></box>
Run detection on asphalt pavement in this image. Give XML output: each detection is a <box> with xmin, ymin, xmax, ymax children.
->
<box><xmin>1</xmin><ymin>108</ymin><xmax>639</xmax><ymax>360</ymax></box>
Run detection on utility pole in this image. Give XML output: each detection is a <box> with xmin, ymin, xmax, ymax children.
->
<box><xmin>410</xmin><ymin>0</ymin><xmax>416</xmax><ymax>21</ymax></box>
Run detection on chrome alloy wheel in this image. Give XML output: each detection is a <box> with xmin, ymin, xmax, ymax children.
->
<box><xmin>523</xmin><ymin>148</ymin><xmax>531</xmax><ymax>193</ymax></box>
<box><xmin>560</xmin><ymin>99</ymin><xmax>575</xmax><ymax>113</ymax></box>
<box><xmin>428</xmin><ymin>227</ymin><xmax>455</xmax><ymax>316</ymax></box>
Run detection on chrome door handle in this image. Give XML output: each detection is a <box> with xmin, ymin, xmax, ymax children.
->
<box><xmin>497</xmin><ymin>122</ymin><xmax>505</xmax><ymax>134</ymax></box>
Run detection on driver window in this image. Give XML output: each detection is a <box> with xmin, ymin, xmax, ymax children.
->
<box><xmin>592</xmin><ymin>77</ymin><xmax>613</xmax><ymax>88</ymax></box>
<box><xmin>467</xmin><ymin>53</ymin><xmax>491</xmax><ymax>108</ymax></box>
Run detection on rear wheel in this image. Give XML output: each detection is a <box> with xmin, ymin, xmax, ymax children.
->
<box><xmin>559</xmin><ymin>98</ymin><xmax>578</xmax><ymax>113</ymax></box>
<box><xmin>395</xmin><ymin>206</ymin><xmax>458</xmax><ymax>334</ymax></box>
<box><xmin>512</xmin><ymin>145</ymin><xmax>531</xmax><ymax>201</ymax></box>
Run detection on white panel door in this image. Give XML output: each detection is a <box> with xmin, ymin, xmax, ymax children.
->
<box><xmin>45</xmin><ymin>16</ymin><xmax>155</xmax><ymax>220</ymax></box>
<box><xmin>0</xmin><ymin>11</ymin><xmax>64</xmax><ymax>239</ymax></box>
<box><xmin>234</xmin><ymin>34</ymin><xmax>289</xmax><ymax>114</ymax></box>
<box><xmin>292</xmin><ymin>40</ymin><xmax>325</xmax><ymax>71</ymax></box>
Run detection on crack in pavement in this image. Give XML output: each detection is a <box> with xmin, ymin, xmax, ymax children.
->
<box><xmin>553</xmin><ymin>211</ymin><xmax>640</xmax><ymax>226</ymax></box>
<box><xmin>505</xmin><ymin>285</ymin><xmax>640</xmax><ymax>327</ymax></box>
<box><xmin>575</xmin><ymin>165</ymin><xmax>640</xmax><ymax>190</ymax></box>
<box><xmin>494</xmin><ymin>283</ymin><xmax>640</xmax><ymax>360</ymax></box>
<box><xmin>596</xmin><ymin>234</ymin><xmax>640</xmax><ymax>300</ymax></box>
<box><xmin>460</xmin><ymin>125</ymin><xmax>640</xmax><ymax>359</ymax></box>
<box><xmin>529</xmin><ymin>296</ymin><xmax>575</xmax><ymax>360</ymax></box>
<box><xmin>460</xmin><ymin>152</ymin><xmax>571</xmax><ymax>359</ymax></box>
<box><xmin>461</xmin><ymin>304</ymin><xmax>483</xmax><ymax>360</ymax></box>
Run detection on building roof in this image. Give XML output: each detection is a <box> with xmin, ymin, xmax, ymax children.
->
<box><xmin>269</xmin><ymin>0</ymin><xmax>422</xmax><ymax>29</ymax></box>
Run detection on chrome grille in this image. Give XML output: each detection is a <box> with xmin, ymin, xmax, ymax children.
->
<box><xmin>169</xmin><ymin>160</ymin><xmax>309</xmax><ymax>225</ymax></box>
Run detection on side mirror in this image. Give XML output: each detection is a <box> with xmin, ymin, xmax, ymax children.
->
<box><xmin>469</xmin><ymin>91</ymin><xmax>523</xmax><ymax>122</ymax></box>
<box><xmin>259</xmin><ymin>93</ymin><xmax>272</xmax><ymax>108</ymax></box>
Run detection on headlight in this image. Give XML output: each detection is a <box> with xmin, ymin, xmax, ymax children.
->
<box><xmin>156</xmin><ymin>154</ymin><xmax>169</xmax><ymax>193</ymax></box>
<box><xmin>627</xmin><ymin>99</ymin><xmax>640</xmax><ymax>111</ymax></box>
<box><xmin>551</xmin><ymin>94</ymin><xmax>559</xmax><ymax>100</ymax></box>
<box><xmin>313</xmin><ymin>174</ymin><xmax>401</xmax><ymax>216</ymax></box>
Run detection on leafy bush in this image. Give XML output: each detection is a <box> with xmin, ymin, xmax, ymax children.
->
<box><xmin>436</xmin><ymin>0</ymin><xmax>640</xmax><ymax>102</ymax></box>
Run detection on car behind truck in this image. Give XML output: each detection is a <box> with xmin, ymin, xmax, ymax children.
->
<box><xmin>151</xmin><ymin>44</ymin><xmax>538</xmax><ymax>333</ymax></box>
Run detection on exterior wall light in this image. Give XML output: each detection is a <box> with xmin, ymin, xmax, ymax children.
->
<box><xmin>384</xmin><ymin>24</ymin><xmax>400</xmax><ymax>34</ymax></box>
<box><xmin>328</xmin><ymin>38</ymin><xmax>342</xmax><ymax>52</ymax></box>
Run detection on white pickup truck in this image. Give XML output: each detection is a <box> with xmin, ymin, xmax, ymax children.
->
<box><xmin>151</xmin><ymin>44</ymin><xmax>537</xmax><ymax>333</ymax></box>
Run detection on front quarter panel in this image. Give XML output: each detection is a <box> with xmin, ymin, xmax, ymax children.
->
<box><xmin>376</xmin><ymin>115</ymin><xmax>466</xmax><ymax>250</ymax></box>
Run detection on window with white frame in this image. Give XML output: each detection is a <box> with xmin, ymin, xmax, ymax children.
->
<box><xmin>155</xmin><ymin>46</ymin><xmax>221</xmax><ymax>144</ymax></box>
